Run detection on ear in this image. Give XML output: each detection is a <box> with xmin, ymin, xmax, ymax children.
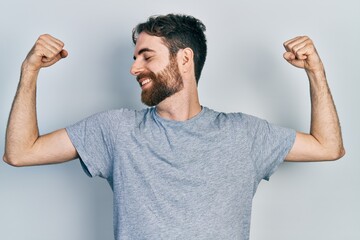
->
<box><xmin>178</xmin><ymin>47</ymin><xmax>194</xmax><ymax>73</ymax></box>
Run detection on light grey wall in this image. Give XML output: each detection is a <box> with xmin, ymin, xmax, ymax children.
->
<box><xmin>1</xmin><ymin>0</ymin><xmax>359</xmax><ymax>239</ymax></box>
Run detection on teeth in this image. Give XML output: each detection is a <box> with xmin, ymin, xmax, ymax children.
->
<box><xmin>141</xmin><ymin>79</ymin><xmax>151</xmax><ymax>86</ymax></box>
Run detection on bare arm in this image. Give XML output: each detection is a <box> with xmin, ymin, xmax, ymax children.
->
<box><xmin>3</xmin><ymin>34</ymin><xmax>78</xmax><ymax>167</ymax></box>
<box><xmin>283</xmin><ymin>36</ymin><xmax>345</xmax><ymax>162</ymax></box>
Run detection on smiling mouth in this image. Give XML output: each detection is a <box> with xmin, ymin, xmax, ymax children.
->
<box><xmin>139</xmin><ymin>78</ymin><xmax>152</xmax><ymax>89</ymax></box>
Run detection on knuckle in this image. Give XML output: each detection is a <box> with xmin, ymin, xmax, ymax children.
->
<box><xmin>304</xmin><ymin>36</ymin><xmax>313</xmax><ymax>44</ymax></box>
<box><xmin>39</xmin><ymin>33</ymin><xmax>49</xmax><ymax>39</ymax></box>
<box><xmin>34</xmin><ymin>40</ymin><xmax>44</xmax><ymax>49</ymax></box>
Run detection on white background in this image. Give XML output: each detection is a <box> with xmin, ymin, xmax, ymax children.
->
<box><xmin>1</xmin><ymin>0</ymin><xmax>359</xmax><ymax>239</ymax></box>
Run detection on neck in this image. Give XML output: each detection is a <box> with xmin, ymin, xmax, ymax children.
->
<box><xmin>155</xmin><ymin>84</ymin><xmax>201</xmax><ymax>121</ymax></box>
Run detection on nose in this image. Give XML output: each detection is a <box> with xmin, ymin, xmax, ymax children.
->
<box><xmin>130</xmin><ymin>60</ymin><xmax>143</xmax><ymax>76</ymax></box>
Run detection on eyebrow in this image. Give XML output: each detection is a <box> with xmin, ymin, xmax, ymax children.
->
<box><xmin>133</xmin><ymin>48</ymin><xmax>156</xmax><ymax>60</ymax></box>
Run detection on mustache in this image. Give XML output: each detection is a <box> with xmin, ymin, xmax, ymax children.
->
<box><xmin>136</xmin><ymin>71</ymin><xmax>157</xmax><ymax>82</ymax></box>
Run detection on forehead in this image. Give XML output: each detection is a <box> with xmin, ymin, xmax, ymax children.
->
<box><xmin>133</xmin><ymin>32</ymin><xmax>169</xmax><ymax>57</ymax></box>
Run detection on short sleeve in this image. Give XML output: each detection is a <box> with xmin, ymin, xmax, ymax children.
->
<box><xmin>246</xmin><ymin>115</ymin><xmax>296</xmax><ymax>182</ymax></box>
<box><xmin>66</xmin><ymin>111</ymin><xmax>117</xmax><ymax>179</ymax></box>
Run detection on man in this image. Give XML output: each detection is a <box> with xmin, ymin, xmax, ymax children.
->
<box><xmin>3</xmin><ymin>14</ymin><xmax>344</xmax><ymax>239</ymax></box>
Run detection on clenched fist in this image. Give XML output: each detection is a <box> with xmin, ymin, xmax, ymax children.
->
<box><xmin>23</xmin><ymin>34</ymin><xmax>68</xmax><ymax>72</ymax></box>
<box><xmin>283</xmin><ymin>36</ymin><xmax>324</xmax><ymax>73</ymax></box>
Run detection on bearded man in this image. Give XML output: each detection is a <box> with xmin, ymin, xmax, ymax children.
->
<box><xmin>4</xmin><ymin>14</ymin><xmax>344</xmax><ymax>240</ymax></box>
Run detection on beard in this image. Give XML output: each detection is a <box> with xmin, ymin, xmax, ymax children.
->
<box><xmin>138</xmin><ymin>57</ymin><xmax>184</xmax><ymax>106</ymax></box>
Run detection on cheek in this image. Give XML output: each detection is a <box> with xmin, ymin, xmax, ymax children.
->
<box><xmin>149</xmin><ymin>57</ymin><xmax>171</xmax><ymax>72</ymax></box>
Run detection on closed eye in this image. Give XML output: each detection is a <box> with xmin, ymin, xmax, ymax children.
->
<box><xmin>133</xmin><ymin>48</ymin><xmax>156</xmax><ymax>61</ymax></box>
<box><xmin>144</xmin><ymin>56</ymin><xmax>153</xmax><ymax>61</ymax></box>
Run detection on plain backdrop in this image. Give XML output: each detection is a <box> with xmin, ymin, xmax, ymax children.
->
<box><xmin>1</xmin><ymin>0</ymin><xmax>359</xmax><ymax>239</ymax></box>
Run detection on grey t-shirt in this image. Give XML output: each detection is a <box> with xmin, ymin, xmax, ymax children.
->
<box><xmin>66</xmin><ymin>106</ymin><xmax>296</xmax><ymax>240</ymax></box>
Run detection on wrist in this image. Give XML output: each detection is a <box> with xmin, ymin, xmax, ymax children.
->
<box><xmin>305</xmin><ymin>61</ymin><xmax>325</xmax><ymax>74</ymax></box>
<box><xmin>306</xmin><ymin>68</ymin><xmax>325</xmax><ymax>78</ymax></box>
<box><xmin>20</xmin><ymin>62</ymin><xmax>40</xmax><ymax>86</ymax></box>
<box><xmin>21</xmin><ymin>60</ymin><xmax>41</xmax><ymax>74</ymax></box>
<box><xmin>306</xmin><ymin>67</ymin><xmax>328</xmax><ymax>88</ymax></box>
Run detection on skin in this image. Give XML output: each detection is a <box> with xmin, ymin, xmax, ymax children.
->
<box><xmin>131</xmin><ymin>32</ymin><xmax>201</xmax><ymax>121</ymax></box>
<box><xmin>3</xmin><ymin>34</ymin><xmax>77</xmax><ymax>166</ymax></box>
<box><xmin>3</xmin><ymin>33</ymin><xmax>344</xmax><ymax>167</ymax></box>
<box><xmin>283</xmin><ymin>36</ymin><xmax>345</xmax><ymax>161</ymax></box>
<box><xmin>136</xmin><ymin>47</ymin><xmax>184</xmax><ymax>107</ymax></box>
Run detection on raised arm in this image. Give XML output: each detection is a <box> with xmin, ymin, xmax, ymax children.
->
<box><xmin>3</xmin><ymin>34</ymin><xmax>78</xmax><ymax>167</ymax></box>
<box><xmin>283</xmin><ymin>36</ymin><xmax>345</xmax><ymax>162</ymax></box>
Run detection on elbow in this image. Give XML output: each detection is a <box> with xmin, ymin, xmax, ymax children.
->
<box><xmin>3</xmin><ymin>152</ymin><xmax>26</xmax><ymax>167</ymax></box>
<box><xmin>326</xmin><ymin>146</ymin><xmax>346</xmax><ymax>161</ymax></box>
<box><xmin>336</xmin><ymin>146</ymin><xmax>346</xmax><ymax>160</ymax></box>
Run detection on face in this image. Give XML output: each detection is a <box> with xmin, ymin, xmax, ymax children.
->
<box><xmin>131</xmin><ymin>33</ymin><xmax>184</xmax><ymax>106</ymax></box>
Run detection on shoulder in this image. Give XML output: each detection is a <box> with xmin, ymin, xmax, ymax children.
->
<box><xmin>204</xmin><ymin>107</ymin><xmax>263</xmax><ymax>126</ymax></box>
<box><xmin>203</xmin><ymin>107</ymin><xmax>289</xmax><ymax>139</ymax></box>
<box><xmin>88</xmin><ymin>108</ymin><xmax>149</xmax><ymax>122</ymax></box>
<box><xmin>68</xmin><ymin>108</ymin><xmax>152</xmax><ymax>132</ymax></box>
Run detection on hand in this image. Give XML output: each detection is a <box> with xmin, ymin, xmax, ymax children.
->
<box><xmin>283</xmin><ymin>36</ymin><xmax>324</xmax><ymax>73</ymax></box>
<box><xmin>22</xmin><ymin>34</ymin><xmax>68</xmax><ymax>72</ymax></box>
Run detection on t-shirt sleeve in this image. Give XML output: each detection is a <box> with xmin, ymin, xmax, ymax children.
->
<box><xmin>65</xmin><ymin>111</ymin><xmax>118</xmax><ymax>178</ymax></box>
<box><xmin>245</xmin><ymin>115</ymin><xmax>296</xmax><ymax>182</ymax></box>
